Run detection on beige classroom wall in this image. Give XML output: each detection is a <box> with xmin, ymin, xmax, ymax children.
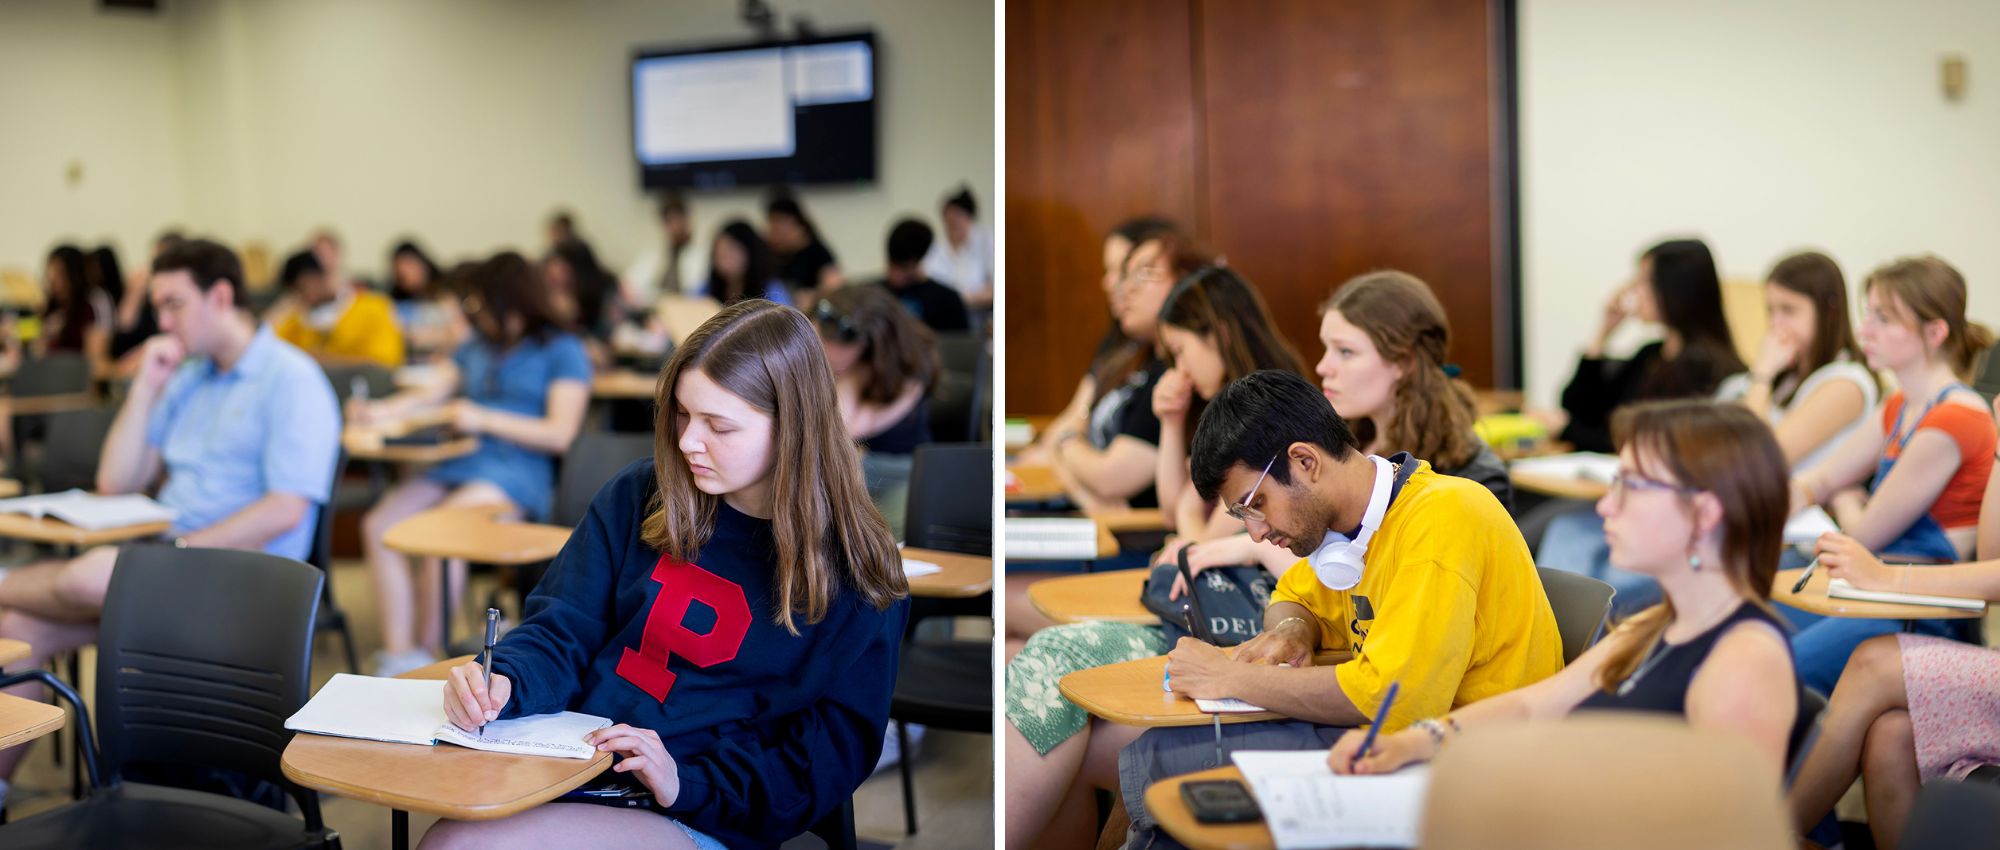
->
<box><xmin>5</xmin><ymin>0</ymin><xmax>994</xmax><ymax>286</ymax></box>
<box><xmin>1520</xmin><ymin>0</ymin><xmax>2000</xmax><ymax>407</ymax></box>
<box><xmin>0</xmin><ymin>1</ymin><xmax>189</xmax><ymax>282</ymax></box>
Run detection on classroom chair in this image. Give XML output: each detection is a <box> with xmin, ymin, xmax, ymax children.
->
<box><xmin>31</xmin><ymin>407</ymin><xmax>115</xmax><ymax>494</ymax></box>
<box><xmin>1899</xmin><ymin>779</ymin><xmax>2000</xmax><ymax>850</ymax></box>
<box><xmin>905</xmin><ymin>443</ymin><xmax>993</xmax><ymax>557</ymax></box>
<box><xmin>322</xmin><ymin>364</ymin><xmax>393</xmax><ymax>406</ymax></box>
<box><xmin>1420</xmin><ymin>714</ymin><xmax>1791</xmax><ymax>850</ymax></box>
<box><xmin>1535</xmin><ymin>566</ymin><xmax>1615</xmax><ymax>664</ymax></box>
<box><xmin>7</xmin><ymin>352</ymin><xmax>93</xmax><ymax>472</ymax></box>
<box><xmin>1785</xmin><ymin>687</ymin><xmax>1828</xmax><ymax>790</ymax></box>
<box><xmin>307</xmin><ymin>453</ymin><xmax>359</xmax><ymax>675</ymax></box>
<box><xmin>553</xmin><ymin>432</ymin><xmax>654</xmax><ymax>527</ymax></box>
<box><xmin>0</xmin><ymin>546</ymin><xmax>338</xmax><ymax>849</ymax></box>
<box><xmin>887</xmin><ymin>599</ymin><xmax>991</xmax><ymax>836</ymax></box>
<box><xmin>928</xmin><ymin>333</ymin><xmax>990</xmax><ymax>444</ymax></box>
<box><xmin>776</xmin><ymin>798</ymin><xmax>860</xmax><ymax>850</ymax></box>
<box><xmin>1974</xmin><ymin>343</ymin><xmax>2000</xmax><ymax>402</ymax></box>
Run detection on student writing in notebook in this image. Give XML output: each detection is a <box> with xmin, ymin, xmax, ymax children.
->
<box><xmin>1781</xmin><ymin>255</ymin><xmax>1994</xmax><ymax>694</ymax></box>
<box><xmin>1330</xmin><ymin>401</ymin><xmax>1807</xmax><ymax>781</ymax></box>
<box><xmin>1096</xmin><ymin>371</ymin><xmax>1562</xmax><ymax>850</ymax></box>
<box><xmin>0</xmin><ymin>239</ymin><xmax>339</xmax><ymax>807</ymax></box>
<box><xmin>423</xmin><ymin>300</ymin><xmax>909</xmax><ymax>850</ymax></box>
<box><xmin>1788</xmin><ymin>397</ymin><xmax>2000</xmax><ymax>849</ymax></box>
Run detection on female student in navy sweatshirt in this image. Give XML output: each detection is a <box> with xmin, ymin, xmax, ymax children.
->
<box><xmin>423</xmin><ymin>299</ymin><xmax>912</xmax><ymax>850</ymax></box>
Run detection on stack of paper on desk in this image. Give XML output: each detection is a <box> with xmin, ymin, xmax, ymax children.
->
<box><xmin>1507</xmin><ymin>452</ymin><xmax>1619</xmax><ymax>483</ymax></box>
<box><xmin>0</xmin><ymin>490</ymin><xmax>177</xmax><ymax>531</ymax></box>
<box><xmin>1827</xmin><ymin>579</ymin><xmax>1985</xmax><ymax>611</ymax></box>
<box><xmin>285</xmin><ymin>673</ymin><xmax>610</xmax><ymax>759</ymax></box>
<box><xmin>1230</xmin><ymin>749</ymin><xmax>1429</xmax><ymax>849</ymax></box>
<box><xmin>1005</xmin><ymin>517</ymin><xmax>1101</xmax><ymax>559</ymax></box>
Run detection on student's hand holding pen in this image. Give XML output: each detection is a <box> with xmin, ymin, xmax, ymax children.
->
<box><xmin>1816</xmin><ymin>531</ymin><xmax>1894</xmax><ymax>590</ymax></box>
<box><xmin>1327</xmin><ymin>727</ymin><xmax>1432</xmax><ymax>775</ymax></box>
<box><xmin>443</xmin><ymin>661</ymin><xmax>511</xmax><ymax>732</ymax></box>
<box><xmin>1163</xmin><ymin>637</ymin><xmax>1238</xmax><ymax>699</ymax></box>
<box><xmin>586</xmin><ymin>724</ymin><xmax>682</xmax><ymax>806</ymax></box>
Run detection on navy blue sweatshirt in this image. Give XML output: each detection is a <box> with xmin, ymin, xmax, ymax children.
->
<box><xmin>492</xmin><ymin>459</ymin><xmax>909</xmax><ymax>848</ymax></box>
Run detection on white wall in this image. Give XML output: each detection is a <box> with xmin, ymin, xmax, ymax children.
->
<box><xmin>3</xmin><ymin>0</ymin><xmax>994</xmax><ymax>287</ymax></box>
<box><xmin>0</xmin><ymin>1</ymin><xmax>188</xmax><ymax>280</ymax></box>
<box><xmin>1520</xmin><ymin>0</ymin><xmax>2000</xmax><ymax>407</ymax></box>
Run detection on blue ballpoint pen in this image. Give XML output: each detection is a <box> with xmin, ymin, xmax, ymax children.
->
<box><xmin>1351</xmin><ymin>681</ymin><xmax>1401</xmax><ymax>769</ymax></box>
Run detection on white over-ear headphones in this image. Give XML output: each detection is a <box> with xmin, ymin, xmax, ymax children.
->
<box><xmin>1309</xmin><ymin>455</ymin><xmax>1401</xmax><ymax>589</ymax></box>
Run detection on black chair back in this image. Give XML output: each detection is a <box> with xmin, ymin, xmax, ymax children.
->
<box><xmin>1534</xmin><ymin>567</ymin><xmax>1615</xmax><ymax>665</ymax></box>
<box><xmin>38</xmin><ymin>407</ymin><xmax>117</xmax><ymax>493</ymax></box>
<box><xmin>904</xmin><ymin>444</ymin><xmax>991</xmax><ymax>556</ymax></box>
<box><xmin>555</xmin><ymin>433</ymin><xmax>655</xmax><ymax>527</ymax></box>
<box><xmin>324</xmin><ymin>363</ymin><xmax>394</xmax><ymax>405</ymax></box>
<box><xmin>11</xmin><ymin>352</ymin><xmax>90</xmax><ymax>397</ymax></box>
<box><xmin>93</xmin><ymin>546</ymin><xmax>325</xmax><ymax>818</ymax></box>
<box><xmin>1900</xmin><ymin>778</ymin><xmax>2000</xmax><ymax>850</ymax></box>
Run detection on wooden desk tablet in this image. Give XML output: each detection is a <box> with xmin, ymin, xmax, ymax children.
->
<box><xmin>0</xmin><ymin>512</ymin><xmax>172</xmax><ymax>548</ymax></box>
<box><xmin>1506</xmin><ymin>467</ymin><xmax>1609</xmax><ymax>502</ymax></box>
<box><xmin>1093</xmin><ymin>508</ymin><xmax>1170</xmax><ymax>535</ymax></box>
<box><xmin>0</xmin><ymin>478</ymin><xmax>19</xmax><ymax>498</ymax></box>
<box><xmin>1772</xmin><ymin>567</ymin><xmax>1985</xmax><ymax>620</ymax></box>
<box><xmin>1029</xmin><ymin>568</ymin><xmax>1154</xmax><ymax>624</ymax></box>
<box><xmin>0</xmin><ymin>638</ymin><xmax>29</xmax><ymax>668</ymax></box>
<box><xmin>590</xmin><ymin>370</ymin><xmax>657</xmax><ymax>400</ymax></box>
<box><xmin>1006</xmin><ymin>462</ymin><xmax>1066</xmax><ymax>504</ymax></box>
<box><xmin>654</xmin><ymin>294</ymin><xmax>722</xmax><ymax>345</ymax></box>
<box><xmin>343</xmin><ymin>430</ymin><xmax>480</xmax><ymax>464</ymax></box>
<box><xmin>6</xmin><ymin>392</ymin><xmax>100</xmax><ymax>417</ymax></box>
<box><xmin>1058</xmin><ymin>651</ymin><xmax>1352</xmax><ymax>728</ymax></box>
<box><xmin>383</xmin><ymin>506</ymin><xmax>571</xmax><ymax>566</ymax></box>
<box><xmin>903</xmin><ymin>547</ymin><xmax>995</xmax><ymax>599</ymax></box>
<box><xmin>1147</xmin><ymin>766</ymin><xmax>1273</xmax><ymax>850</ymax></box>
<box><xmin>281</xmin><ymin>656</ymin><xmax>612</xmax><ymax>849</ymax></box>
<box><xmin>0</xmin><ymin>692</ymin><xmax>65</xmax><ymax>752</ymax></box>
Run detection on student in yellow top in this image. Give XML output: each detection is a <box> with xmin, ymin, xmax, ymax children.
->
<box><xmin>1109</xmin><ymin>369</ymin><xmax>1562</xmax><ymax>848</ymax></box>
<box><xmin>271</xmin><ymin>247</ymin><xmax>405</xmax><ymax>368</ymax></box>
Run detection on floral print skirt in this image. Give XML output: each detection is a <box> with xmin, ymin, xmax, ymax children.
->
<box><xmin>1006</xmin><ymin>621</ymin><xmax>1169</xmax><ymax>755</ymax></box>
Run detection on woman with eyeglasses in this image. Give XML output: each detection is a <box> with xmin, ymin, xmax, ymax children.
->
<box><xmin>1328</xmin><ymin>400</ymin><xmax>1809</xmax><ymax>785</ymax></box>
<box><xmin>352</xmin><ymin>251</ymin><xmax>594</xmax><ymax>677</ymax></box>
<box><xmin>813</xmin><ymin>286</ymin><xmax>940</xmax><ymax>538</ymax></box>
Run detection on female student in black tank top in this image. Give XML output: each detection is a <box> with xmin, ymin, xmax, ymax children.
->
<box><xmin>1330</xmin><ymin>401</ymin><xmax>1806</xmax><ymax>777</ymax></box>
<box><xmin>814</xmin><ymin>285</ymin><xmax>939</xmax><ymax>539</ymax></box>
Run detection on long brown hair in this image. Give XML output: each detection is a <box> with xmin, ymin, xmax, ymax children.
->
<box><xmin>1765</xmin><ymin>251</ymin><xmax>1877</xmax><ymax>406</ymax></box>
<box><xmin>1593</xmin><ymin>400</ymin><xmax>1789</xmax><ymax>693</ymax></box>
<box><xmin>1863</xmin><ymin>255</ymin><xmax>1996</xmax><ymax>381</ymax></box>
<box><xmin>817</xmin><ymin>285</ymin><xmax>940</xmax><ymax>404</ymax></box>
<box><xmin>1159</xmin><ymin>265</ymin><xmax>1306</xmax><ymax>385</ymax></box>
<box><xmin>464</xmin><ymin>251</ymin><xmax>560</xmax><ymax>349</ymax></box>
<box><xmin>1320</xmin><ymin>271</ymin><xmax>1481</xmax><ymax>470</ymax></box>
<box><xmin>641</xmin><ymin>300</ymin><xmax>908</xmax><ymax>633</ymax></box>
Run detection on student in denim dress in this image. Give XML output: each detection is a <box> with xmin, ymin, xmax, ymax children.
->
<box><xmin>355</xmin><ymin>251</ymin><xmax>593</xmax><ymax>677</ymax></box>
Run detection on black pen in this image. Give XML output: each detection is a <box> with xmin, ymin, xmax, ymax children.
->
<box><xmin>1791</xmin><ymin>559</ymin><xmax>1821</xmax><ymax>595</ymax></box>
<box><xmin>481</xmin><ymin>607</ymin><xmax>499</xmax><ymax>736</ymax></box>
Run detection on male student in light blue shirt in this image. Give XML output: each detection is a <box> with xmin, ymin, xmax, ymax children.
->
<box><xmin>0</xmin><ymin>238</ymin><xmax>338</xmax><ymax>804</ymax></box>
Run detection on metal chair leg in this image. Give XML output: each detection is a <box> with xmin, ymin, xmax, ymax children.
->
<box><xmin>897</xmin><ymin>720</ymin><xmax>917</xmax><ymax>834</ymax></box>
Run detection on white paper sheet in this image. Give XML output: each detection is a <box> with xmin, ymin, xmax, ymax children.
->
<box><xmin>1194</xmin><ymin>697</ymin><xmax>1267</xmax><ymax>714</ymax></box>
<box><xmin>1783</xmin><ymin>506</ymin><xmax>1838</xmax><ymax>545</ymax></box>
<box><xmin>1005</xmin><ymin>517</ymin><xmax>1101</xmax><ymax>560</ymax></box>
<box><xmin>0</xmin><ymin>489</ymin><xmax>178</xmax><ymax>531</ymax></box>
<box><xmin>1506</xmin><ymin>452</ymin><xmax>1620</xmax><ymax>483</ymax></box>
<box><xmin>1230</xmin><ymin>749</ymin><xmax>1429</xmax><ymax>850</ymax></box>
<box><xmin>1826</xmin><ymin>578</ymin><xmax>1985</xmax><ymax>611</ymax></box>
<box><xmin>902</xmin><ymin>559</ymin><xmax>944</xmax><ymax>578</ymax></box>
<box><xmin>434</xmin><ymin>711</ymin><xmax>609</xmax><ymax>759</ymax></box>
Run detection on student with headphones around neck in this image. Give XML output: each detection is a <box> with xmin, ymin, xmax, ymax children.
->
<box><xmin>1100</xmin><ymin>371</ymin><xmax>1562</xmax><ymax>849</ymax></box>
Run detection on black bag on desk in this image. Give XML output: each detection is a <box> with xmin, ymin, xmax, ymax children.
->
<box><xmin>1141</xmin><ymin>558</ymin><xmax>1274</xmax><ymax>647</ymax></box>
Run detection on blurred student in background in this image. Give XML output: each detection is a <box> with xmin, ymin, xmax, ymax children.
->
<box><xmin>922</xmin><ymin>185</ymin><xmax>993</xmax><ymax>311</ymax></box>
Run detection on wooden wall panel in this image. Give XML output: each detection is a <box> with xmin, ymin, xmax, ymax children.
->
<box><xmin>1004</xmin><ymin>0</ymin><xmax>1201</xmax><ymax>415</ymax></box>
<box><xmin>1197</xmin><ymin>0</ymin><xmax>1497</xmax><ymax>386</ymax></box>
<box><xmin>1006</xmin><ymin>0</ymin><xmax>1502</xmax><ymax>412</ymax></box>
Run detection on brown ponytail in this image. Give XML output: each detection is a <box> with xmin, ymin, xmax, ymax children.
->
<box><xmin>1864</xmin><ymin>256</ymin><xmax>1993</xmax><ymax>381</ymax></box>
<box><xmin>1321</xmin><ymin>271</ymin><xmax>1480</xmax><ymax>470</ymax></box>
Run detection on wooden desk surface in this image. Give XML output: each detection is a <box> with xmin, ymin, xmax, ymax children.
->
<box><xmin>1093</xmin><ymin>508</ymin><xmax>1170</xmax><ymax>535</ymax></box>
<box><xmin>1507</xmin><ymin>467</ymin><xmax>1609</xmax><ymax>502</ymax></box>
<box><xmin>385</xmin><ymin>505</ymin><xmax>571</xmax><ymax>565</ymax></box>
<box><xmin>343</xmin><ymin>430</ymin><xmax>479</xmax><ymax>464</ymax></box>
<box><xmin>903</xmin><ymin>547</ymin><xmax>994</xmax><ymax>599</ymax></box>
<box><xmin>0</xmin><ymin>512</ymin><xmax>172</xmax><ymax>547</ymax></box>
<box><xmin>0</xmin><ymin>638</ymin><xmax>29</xmax><ymax>668</ymax></box>
<box><xmin>0</xmin><ymin>478</ymin><xmax>18</xmax><ymax>498</ymax></box>
<box><xmin>1147</xmin><ymin>766</ymin><xmax>1273</xmax><ymax>850</ymax></box>
<box><xmin>281</xmin><ymin>655</ymin><xmax>612</xmax><ymax>820</ymax></box>
<box><xmin>1006</xmin><ymin>462</ymin><xmax>1066</xmax><ymax>504</ymax></box>
<box><xmin>1058</xmin><ymin>651</ymin><xmax>1351</xmax><ymax>728</ymax></box>
<box><xmin>655</xmin><ymin>295</ymin><xmax>722</xmax><ymax>345</ymax></box>
<box><xmin>1029</xmin><ymin>568</ymin><xmax>1154</xmax><ymax>625</ymax></box>
<box><xmin>1772</xmin><ymin>567</ymin><xmax>1986</xmax><ymax>620</ymax></box>
<box><xmin>0</xmin><ymin>691</ymin><xmax>66</xmax><ymax>752</ymax></box>
<box><xmin>7</xmin><ymin>392</ymin><xmax>100</xmax><ymax>417</ymax></box>
<box><xmin>591</xmin><ymin>369</ymin><xmax>657</xmax><ymax>400</ymax></box>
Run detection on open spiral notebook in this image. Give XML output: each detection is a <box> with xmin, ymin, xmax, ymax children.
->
<box><xmin>285</xmin><ymin>673</ymin><xmax>610</xmax><ymax>759</ymax></box>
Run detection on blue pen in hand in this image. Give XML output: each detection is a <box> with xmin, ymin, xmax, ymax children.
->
<box><xmin>1350</xmin><ymin>681</ymin><xmax>1400</xmax><ymax>770</ymax></box>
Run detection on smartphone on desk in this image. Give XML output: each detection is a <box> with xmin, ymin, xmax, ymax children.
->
<box><xmin>1181</xmin><ymin>778</ymin><xmax>1261</xmax><ymax>824</ymax></box>
<box><xmin>556</xmin><ymin>773</ymin><xmax>655</xmax><ymax>809</ymax></box>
